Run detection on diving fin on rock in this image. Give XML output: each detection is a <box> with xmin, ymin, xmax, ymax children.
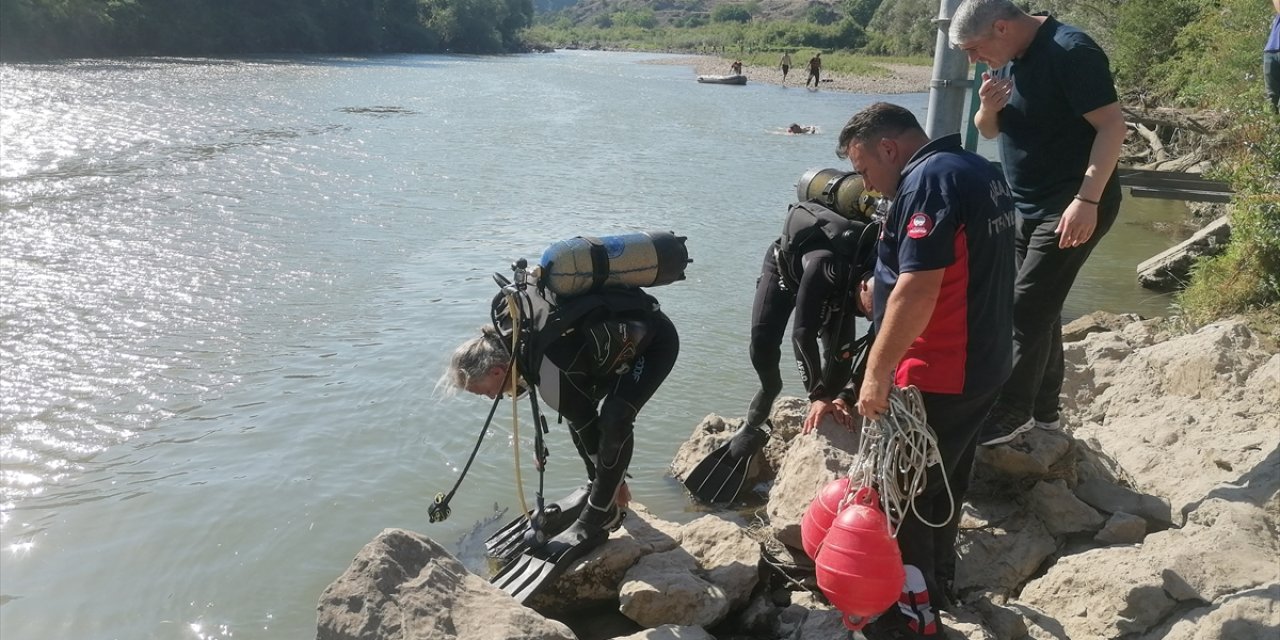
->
<box><xmin>485</xmin><ymin>486</ymin><xmax>590</xmax><ymax>563</ymax></box>
<box><xmin>489</xmin><ymin>519</ymin><xmax>613</xmax><ymax>603</ymax></box>
<box><xmin>681</xmin><ymin>422</ymin><xmax>770</xmax><ymax>505</ymax></box>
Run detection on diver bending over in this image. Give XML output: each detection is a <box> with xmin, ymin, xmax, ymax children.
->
<box><xmin>446</xmin><ymin>299</ymin><xmax>678</xmax><ymax>595</ymax></box>
<box><xmin>683</xmin><ymin>193</ymin><xmax>876</xmax><ymax>505</ymax></box>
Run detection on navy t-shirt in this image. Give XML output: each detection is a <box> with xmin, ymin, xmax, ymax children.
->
<box><xmin>996</xmin><ymin>15</ymin><xmax>1121</xmax><ymax>220</ymax></box>
<box><xmin>873</xmin><ymin>134</ymin><xmax>1016</xmax><ymax>396</ymax></box>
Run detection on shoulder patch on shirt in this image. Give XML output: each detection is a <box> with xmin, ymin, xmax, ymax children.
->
<box><xmin>906</xmin><ymin>212</ymin><xmax>934</xmax><ymax>239</ymax></box>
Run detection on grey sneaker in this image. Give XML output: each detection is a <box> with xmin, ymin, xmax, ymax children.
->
<box><xmin>979</xmin><ymin>404</ymin><xmax>1033</xmax><ymax>446</ymax></box>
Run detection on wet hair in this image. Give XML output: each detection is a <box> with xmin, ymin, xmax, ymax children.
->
<box><xmin>439</xmin><ymin>325</ymin><xmax>509</xmax><ymax>395</ymax></box>
<box><xmin>949</xmin><ymin>0</ymin><xmax>1024</xmax><ymax>46</ymax></box>
<box><xmin>835</xmin><ymin>102</ymin><xmax>925</xmax><ymax>159</ymax></box>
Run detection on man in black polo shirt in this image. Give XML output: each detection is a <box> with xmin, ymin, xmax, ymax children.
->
<box><xmin>834</xmin><ymin>102</ymin><xmax>1015</xmax><ymax>639</ymax></box>
<box><xmin>949</xmin><ymin>0</ymin><xmax>1126</xmax><ymax>445</ymax></box>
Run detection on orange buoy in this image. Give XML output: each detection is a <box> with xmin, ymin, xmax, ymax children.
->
<box><xmin>800</xmin><ymin>476</ymin><xmax>850</xmax><ymax>559</ymax></box>
<box><xmin>814</xmin><ymin>486</ymin><xmax>905</xmax><ymax>630</ymax></box>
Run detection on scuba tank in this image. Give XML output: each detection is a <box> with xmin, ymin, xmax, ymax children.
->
<box><xmin>539</xmin><ymin>231</ymin><xmax>690</xmax><ymax>298</ymax></box>
<box><xmin>795</xmin><ymin>168</ymin><xmax>879</xmax><ymax>222</ymax></box>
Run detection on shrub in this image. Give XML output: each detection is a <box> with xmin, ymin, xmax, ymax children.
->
<box><xmin>711</xmin><ymin>4</ymin><xmax>751</xmax><ymax>23</ymax></box>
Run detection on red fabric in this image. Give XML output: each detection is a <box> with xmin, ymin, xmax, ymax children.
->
<box><xmin>894</xmin><ymin>228</ymin><xmax>969</xmax><ymax>394</ymax></box>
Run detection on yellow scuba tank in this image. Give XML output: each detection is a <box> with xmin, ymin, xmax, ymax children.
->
<box><xmin>539</xmin><ymin>230</ymin><xmax>690</xmax><ymax>298</ymax></box>
<box><xmin>796</xmin><ymin>168</ymin><xmax>879</xmax><ymax>221</ymax></box>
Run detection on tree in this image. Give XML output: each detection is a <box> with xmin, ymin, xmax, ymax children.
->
<box><xmin>841</xmin><ymin>0</ymin><xmax>881</xmax><ymax>27</ymax></box>
<box><xmin>614</xmin><ymin>8</ymin><xmax>657</xmax><ymax>28</ymax></box>
<box><xmin>0</xmin><ymin>0</ymin><xmax>529</xmax><ymax>59</ymax></box>
<box><xmin>805</xmin><ymin>4</ymin><xmax>838</xmax><ymax>26</ymax></box>
<box><xmin>710</xmin><ymin>4</ymin><xmax>751</xmax><ymax>23</ymax></box>
<box><xmin>865</xmin><ymin>0</ymin><xmax>934</xmax><ymax>55</ymax></box>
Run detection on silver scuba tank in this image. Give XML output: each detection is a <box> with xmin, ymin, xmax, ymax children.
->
<box><xmin>539</xmin><ymin>231</ymin><xmax>690</xmax><ymax>297</ymax></box>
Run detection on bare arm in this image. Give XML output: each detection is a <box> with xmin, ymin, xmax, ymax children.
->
<box><xmin>1273</xmin><ymin>0</ymin><xmax>1279</xmax><ymax>14</ymax></box>
<box><xmin>1077</xmin><ymin>101</ymin><xmax>1126</xmax><ymax>202</ymax></box>
<box><xmin>974</xmin><ymin>70</ymin><xmax>1011</xmax><ymax>139</ymax></box>
<box><xmin>856</xmin><ymin>269</ymin><xmax>944</xmax><ymax>419</ymax></box>
<box><xmin>1055</xmin><ymin>101</ymin><xmax>1127</xmax><ymax>247</ymax></box>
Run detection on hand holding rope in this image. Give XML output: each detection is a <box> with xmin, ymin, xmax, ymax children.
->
<box><xmin>844</xmin><ymin>385</ymin><xmax>954</xmax><ymax>537</ymax></box>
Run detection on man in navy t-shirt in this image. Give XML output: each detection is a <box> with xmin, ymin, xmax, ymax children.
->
<box><xmin>950</xmin><ymin>0</ymin><xmax>1127</xmax><ymax>445</ymax></box>
<box><xmin>832</xmin><ymin>102</ymin><xmax>1015</xmax><ymax>639</ymax></box>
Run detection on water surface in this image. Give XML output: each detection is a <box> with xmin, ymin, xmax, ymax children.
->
<box><xmin>0</xmin><ymin>51</ymin><xmax>1186</xmax><ymax>639</ymax></box>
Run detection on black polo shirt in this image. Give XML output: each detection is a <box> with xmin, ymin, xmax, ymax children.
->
<box><xmin>996</xmin><ymin>15</ymin><xmax>1121</xmax><ymax>220</ymax></box>
<box><xmin>873</xmin><ymin>134</ymin><xmax>1016</xmax><ymax>396</ymax></box>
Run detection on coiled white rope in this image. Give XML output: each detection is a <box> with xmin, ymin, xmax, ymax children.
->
<box><xmin>844</xmin><ymin>385</ymin><xmax>954</xmax><ymax>537</ymax></box>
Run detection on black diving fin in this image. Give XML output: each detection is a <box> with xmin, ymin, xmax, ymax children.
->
<box><xmin>489</xmin><ymin>509</ymin><xmax>623</xmax><ymax>603</ymax></box>
<box><xmin>484</xmin><ymin>486</ymin><xmax>590</xmax><ymax>563</ymax></box>
<box><xmin>681</xmin><ymin>421</ymin><xmax>771</xmax><ymax>505</ymax></box>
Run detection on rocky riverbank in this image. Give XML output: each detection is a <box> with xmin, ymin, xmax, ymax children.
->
<box><xmin>644</xmin><ymin>55</ymin><xmax>931</xmax><ymax>94</ymax></box>
<box><xmin>317</xmin><ymin>313</ymin><xmax>1279</xmax><ymax>640</ymax></box>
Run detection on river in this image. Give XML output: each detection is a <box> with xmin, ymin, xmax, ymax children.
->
<box><xmin>0</xmin><ymin>50</ymin><xmax>1188</xmax><ymax>639</ymax></box>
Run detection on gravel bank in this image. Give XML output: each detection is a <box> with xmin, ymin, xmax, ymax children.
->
<box><xmin>644</xmin><ymin>54</ymin><xmax>931</xmax><ymax>94</ymax></box>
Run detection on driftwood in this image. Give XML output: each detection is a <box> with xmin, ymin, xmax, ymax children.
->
<box><xmin>1121</xmin><ymin>103</ymin><xmax>1221</xmax><ymax>173</ymax></box>
<box><xmin>1130</xmin><ymin>122</ymin><xmax>1169</xmax><ymax>163</ymax></box>
<box><xmin>1138</xmin><ymin>150</ymin><xmax>1207</xmax><ymax>172</ymax></box>
<box><xmin>1121</xmin><ymin>105</ymin><xmax>1222</xmax><ymax>135</ymax></box>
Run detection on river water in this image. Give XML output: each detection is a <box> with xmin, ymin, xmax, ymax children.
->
<box><xmin>0</xmin><ymin>51</ymin><xmax>1187</xmax><ymax>639</ymax></box>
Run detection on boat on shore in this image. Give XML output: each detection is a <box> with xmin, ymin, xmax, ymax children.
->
<box><xmin>696</xmin><ymin>74</ymin><xmax>747</xmax><ymax>86</ymax></box>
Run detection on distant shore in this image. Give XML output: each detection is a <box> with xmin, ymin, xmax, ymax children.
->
<box><xmin>642</xmin><ymin>54</ymin><xmax>932</xmax><ymax>94</ymax></box>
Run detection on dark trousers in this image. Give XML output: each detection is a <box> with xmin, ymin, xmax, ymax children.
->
<box><xmin>564</xmin><ymin>312</ymin><xmax>679</xmax><ymax>523</ymax></box>
<box><xmin>999</xmin><ymin>202</ymin><xmax>1118</xmax><ymax>420</ymax></box>
<box><xmin>1265</xmin><ymin>51</ymin><xmax>1280</xmax><ymax>114</ymax></box>
<box><xmin>892</xmin><ymin>387</ymin><xmax>999</xmax><ymax>635</ymax></box>
<box><xmin>746</xmin><ymin>244</ymin><xmax>793</xmax><ymax>428</ymax></box>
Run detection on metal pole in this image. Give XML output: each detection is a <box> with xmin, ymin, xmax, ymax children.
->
<box><xmin>924</xmin><ymin>0</ymin><xmax>970</xmax><ymax>138</ymax></box>
<box><xmin>964</xmin><ymin>62</ymin><xmax>989</xmax><ymax>152</ymax></box>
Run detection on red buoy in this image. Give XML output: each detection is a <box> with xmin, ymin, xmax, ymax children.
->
<box><xmin>814</xmin><ymin>486</ymin><xmax>905</xmax><ymax>629</ymax></box>
<box><xmin>800</xmin><ymin>476</ymin><xmax>850</xmax><ymax>559</ymax></box>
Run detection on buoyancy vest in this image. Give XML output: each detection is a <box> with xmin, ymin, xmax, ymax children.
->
<box><xmin>776</xmin><ymin>201</ymin><xmax>879</xmax><ymax>290</ymax></box>
<box><xmin>490</xmin><ymin>272</ymin><xmax>661</xmax><ymax>387</ymax></box>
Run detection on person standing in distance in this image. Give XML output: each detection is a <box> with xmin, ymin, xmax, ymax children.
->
<box><xmin>950</xmin><ymin>0</ymin><xmax>1127</xmax><ymax>445</ymax></box>
<box><xmin>780</xmin><ymin>51</ymin><xmax>793</xmax><ymax>84</ymax></box>
<box><xmin>838</xmin><ymin>102</ymin><xmax>1016</xmax><ymax>638</ymax></box>
<box><xmin>806</xmin><ymin>52</ymin><xmax>822</xmax><ymax>88</ymax></box>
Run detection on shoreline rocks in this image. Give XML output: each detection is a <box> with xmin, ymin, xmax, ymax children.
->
<box><xmin>318</xmin><ymin>314</ymin><xmax>1279</xmax><ymax>640</ymax></box>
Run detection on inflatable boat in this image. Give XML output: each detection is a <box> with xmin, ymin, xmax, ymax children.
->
<box><xmin>696</xmin><ymin>74</ymin><xmax>747</xmax><ymax>85</ymax></box>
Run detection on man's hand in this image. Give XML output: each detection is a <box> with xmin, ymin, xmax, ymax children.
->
<box><xmin>803</xmin><ymin>398</ymin><xmax>853</xmax><ymax>434</ymax></box>
<box><xmin>856</xmin><ymin>275</ymin><xmax>874</xmax><ymax>318</ymax></box>
<box><xmin>978</xmin><ymin>70</ymin><xmax>1012</xmax><ymax>112</ymax></box>
<box><xmin>1056</xmin><ymin>199</ymin><xmax>1098</xmax><ymax>249</ymax></box>
<box><xmin>974</xmin><ymin>70</ymin><xmax>1010</xmax><ymax>139</ymax></box>
<box><xmin>857</xmin><ymin>375</ymin><xmax>891</xmax><ymax>420</ymax></box>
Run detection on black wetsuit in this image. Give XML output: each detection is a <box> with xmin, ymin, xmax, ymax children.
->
<box><xmin>745</xmin><ymin>240</ymin><xmax>862</xmax><ymax>429</ymax></box>
<box><xmin>536</xmin><ymin>307</ymin><xmax>679</xmax><ymax>529</ymax></box>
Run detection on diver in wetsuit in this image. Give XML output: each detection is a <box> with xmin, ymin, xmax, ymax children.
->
<box><xmin>739</xmin><ymin>205</ymin><xmax>873</xmax><ymax>450</ymax></box>
<box><xmin>681</xmin><ymin>194</ymin><xmax>877</xmax><ymax>506</ymax></box>
<box><xmin>446</xmin><ymin>297</ymin><xmax>679</xmax><ymax>546</ymax></box>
